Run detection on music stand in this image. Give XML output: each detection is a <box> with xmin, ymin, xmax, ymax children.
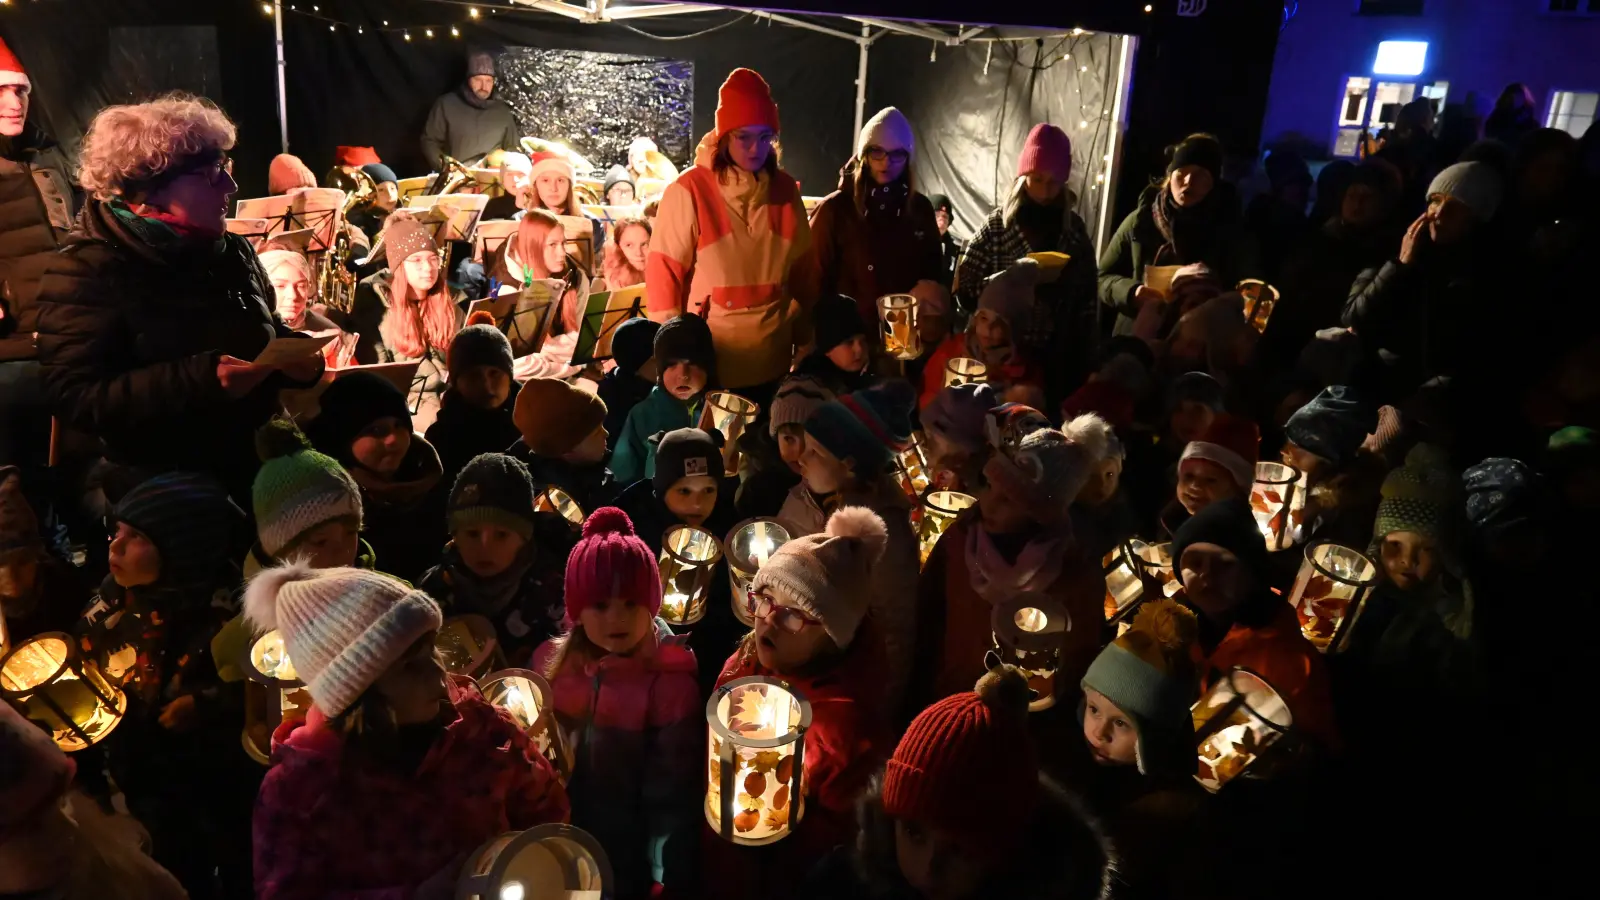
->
<box><xmin>235</xmin><ymin>188</ymin><xmax>346</xmax><ymax>253</ymax></box>
<box><xmin>226</xmin><ymin>217</ymin><xmax>274</xmax><ymax>249</ymax></box>
<box><xmin>581</xmin><ymin>204</ymin><xmax>644</xmax><ymax>231</ymax></box>
<box><xmin>474</xmin><ymin>219</ymin><xmax>519</xmax><ymax>264</ymax></box>
<box><xmin>397</xmin><ymin>176</ymin><xmax>433</xmax><ymax>206</ymax></box>
<box><xmin>407</xmin><ymin>194</ymin><xmax>489</xmax><ymax>244</ymax></box>
<box><xmin>469</xmin><ymin>279</ymin><xmax>562</xmax><ymax>358</ymax></box>
<box><xmin>570</xmin><ymin>285</ymin><xmax>646</xmax><ymax>366</ymax></box>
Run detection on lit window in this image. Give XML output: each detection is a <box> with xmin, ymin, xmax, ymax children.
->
<box><xmin>1546</xmin><ymin>91</ymin><xmax>1598</xmax><ymax>137</ymax></box>
<box><xmin>1372</xmin><ymin>41</ymin><xmax>1428</xmax><ymax>76</ymax></box>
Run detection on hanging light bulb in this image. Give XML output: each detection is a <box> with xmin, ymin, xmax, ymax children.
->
<box><xmin>451</xmin><ymin>26</ymin><xmax>460</xmax><ymax>37</ymax></box>
<box><xmin>403</xmin><ymin>31</ymin><xmax>411</xmax><ymax>41</ymax></box>
<box><xmin>328</xmin><ymin>24</ymin><xmax>335</xmax><ymax>31</ymax></box>
<box><xmin>261</xmin><ymin>3</ymin><xmax>273</xmax><ymax>14</ymax></box>
<box><xmin>425</xmin><ymin>28</ymin><xmax>434</xmax><ymax>38</ymax></box>
<box><xmin>470</xmin><ymin>6</ymin><xmax>480</xmax><ymax>17</ymax></box>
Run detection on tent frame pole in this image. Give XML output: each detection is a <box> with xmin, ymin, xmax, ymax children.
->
<box><xmin>853</xmin><ymin>22</ymin><xmax>871</xmax><ymax>139</ymax></box>
<box><xmin>274</xmin><ymin>0</ymin><xmax>288</xmax><ymax>154</ymax></box>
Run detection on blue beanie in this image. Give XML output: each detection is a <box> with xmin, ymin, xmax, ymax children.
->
<box><xmin>113</xmin><ymin>472</ymin><xmax>243</xmax><ymax>589</ymax></box>
<box><xmin>804</xmin><ymin>381</ymin><xmax>915</xmax><ymax>475</ymax></box>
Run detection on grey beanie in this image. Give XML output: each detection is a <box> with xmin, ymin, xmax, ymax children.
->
<box><xmin>1427</xmin><ymin>162</ymin><xmax>1503</xmax><ymax>222</ymax></box>
<box><xmin>769</xmin><ymin>375</ymin><xmax>834</xmax><ymax>435</ymax></box>
<box><xmin>467</xmin><ymin>51</ymin><xmax>496</xmax><ymax>78</ymax></box>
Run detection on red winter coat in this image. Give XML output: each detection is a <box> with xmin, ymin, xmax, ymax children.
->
<box><xmin>703</xmin><ymin>621</ymin><xmax>893</xmax><ymax>900</ymax></box>
<box><xmin>918</xmin><ymin>332</ymin><xmax>1045</xmax><ymax>411</ymax></box>
<box><xmin>253</xmin><ymin>675</ymin><xmax>569</xmax><ymax>900</ymax></box>
<box><xmin>1200</xmin><ymin>603</ymin><xmax>1341</xmax><ymax>750</ymax></box>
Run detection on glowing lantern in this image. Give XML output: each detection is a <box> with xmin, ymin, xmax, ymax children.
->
<box><xmin>943</xmin><ymin>357</ymin><xmax>987</xmax><ymax>388</ymax></box>
<box><xmin>0</xmin><ymin>633</ymin><xmax>126</xmax><ymax>752</ymax></box>
<box><xmin>706</xmin><ymin>677</ymin><xmax>812</xmax><ymax>845</ymax></box>
<box><xmin>894</xmin><ymin>433</ymin><xmax>932</xmax><ymax>501</ymax></box>
<box><xmin>0</xmin><ymin>614</ymin><xmax>8</xmax><ymax>660</ymax></box>
<box><xmin>698</xmin><ymin>392</ymin><xmax>760</xmax><ymax>470</ymax></box>
<box><xmin>534</xmin><ymin>485</ymin><xmax>585</xmax><ymax>528</ymax></box>
<box><xmin>1250</xmin><ymin>462</ymin><xmax>1305</xmax><ymax>551</ymax></box>
<box><xmin>1236</xmin><ymin>279</ymin><xmax>1279</xmax><ymax>333</ymax></box>
<box><xmin>479</xmin><ymin>669</ymin><xmax>571</xmax><ymax>781</ymax></box>
<box><xmin>658</xmin><ymin>525</ymin><xmax>722</xmax><ymax>626</ymax></box>
<box><xmin>1192</xmin><ymin>667</ymin><xmax>1293</xmax><ymax>793</ymax></box>
<box><xmin>435</xmin><ymin>615</ymin><xmax>505</xmax><ymax>679</ymax></box>
<box><xmin>876</xmin><ymin>293</ymin><xmax>921</xmax><ymax>361</ymax></box>
<box><xmin>241</xmin><ymin>630</ymin><xmax>313</xmax><ymax>765</ymax></box>
<box><xmin>918</xmin><ymin>490</ymin><xmax>975</xmax><ymax>566</ymax></box>
<box><xmin>726</xmin><ymin>518</ymin><xmax>790</xmax><ymax>628</ymax></box>
<box><xmin>456</xmin><ymin>823</ymin><xmax>613</xmax><ymax>900</ymax></box>
<box><xmin>1288</xmin><ymin>542</ymin><xmax>1380</xmax><ymax>654</ymax></box>
<box><xmin>991</xmin><ymin>594</ymin><xmax>1071</xmax><ymax>712</ymax></box>
<box><xmin>1103</xmin><ymin>541</ymin><xmax>1182</xmax><ymax>625</ymax></box>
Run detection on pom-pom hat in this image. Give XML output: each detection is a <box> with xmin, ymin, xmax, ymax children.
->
<box><xmin>1081</xmin><ymin>599</ymin><xmax>1199</xmax><ymax>775</ymax></box>
<box><xmin>252</xmin><ymin>419</ymin><xmax>363</xmax><ymax>559</ymax></box>
<box><xmin>750</xmin><ymin>506</ymin><xmax>888</xmax><ymax>649</ymax></box>
<box><xmin>563</xmin><ymin>507</ymin><xmax>662</xmax><ymax>620</ymax></box>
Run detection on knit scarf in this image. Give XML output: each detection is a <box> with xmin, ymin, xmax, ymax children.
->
<box><xmin>109</xmin><ymin>198</ymin><xmax>227</xmax><ymax>252</ymax></box>
<box><xmin>963</xmin><ymin>523</ymin><xmax>1074</xmax><ymax>605</ymax></box>
<box><xmin>1150</xmin><ymin>185</ymin><xmax>1219</xmax><ymax>266</ymax></box>
<box><xmin>446</xmin><ymin>545</ymin><xmax>537</xmax><ymax>616</ymax></box>
<box><xmin>458</xmin><ymin>81</ymin><xmax>491</xmax><ymax>111</ymax></box>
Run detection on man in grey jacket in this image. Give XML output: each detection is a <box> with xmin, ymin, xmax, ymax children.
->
<box><xmin>420</xmin><ymin>50</ymin><xmax>521</xmax><ymax>168</ymax></box>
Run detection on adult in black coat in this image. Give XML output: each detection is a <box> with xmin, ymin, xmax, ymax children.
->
<box><xmin>420</xmin><ymin>50</ymin><xmax>521</xmax><ymax>167</ymax></box>
<box><xmin>33</xmin><ymin>97</ymin><xmax>322</xmax><ymax>505</ymax></box>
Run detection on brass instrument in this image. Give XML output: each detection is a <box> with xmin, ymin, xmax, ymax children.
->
<box><xmin>316</xmin><ymin>167</ymin><xmax>376</xmax><ymax>313</ymax></box>
<box><xmin>428</xmin><ymin>154</ymin><xmax>476</xmax><ymax>196</ymax></box>
<box><xmin>573</xmin><ymin>180</ymin><xmax>603</xmax><ymax>206</ymax></box>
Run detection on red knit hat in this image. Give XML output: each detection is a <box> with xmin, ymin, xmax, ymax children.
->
<box><xmin>563</xmin><ymin>507</ymin><xmax>662</xmax><ymax>621</ymax></box>
<box><xmin>1017</xmin><ymin>122</ymin><xmax>1073</xmax><ymax>183</ymax></box>
<box><xmin>0</xmin><ymin>37</ymin><xmax>27</xmax><ymax>89</ymax></box>
<box><xmin>334</xmin><ymin>146</ymin><xmax>382</xmax><ymax>168</ymax></box>
<box><xmin>883</xmin><ymin>667</ymin><xmax>1038</xmax><ymax>858</ymax></box>
<box><xmin>715</xmin><ymin>68</ymin><xmax>780</xmax><ymax>138</ymax></box>
<box><xmin>1180</xmin><ymin>412</ymin><xmax>1260</xmax><ymax>491</ymax></box>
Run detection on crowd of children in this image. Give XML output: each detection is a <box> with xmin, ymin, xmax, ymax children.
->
<box><xmin>3</xmin><ymin>63</ymin><xmax>1598</xmax><ymax>900</ymax></box>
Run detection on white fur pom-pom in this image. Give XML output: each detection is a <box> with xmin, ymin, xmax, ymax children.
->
<box><xmin>1064</xmin><ymin>413</ymin><xmax>1114</xmax><ymax>464</ymax></box>
<box><xmin>243</xmin><ymin>557</ymin><xmax>320</xmax><ymax>633</ymax></box>
<box><xmin>825</xmin><ymin>505</ymin><xmax>889</xmax><ymax>566</ymax></box>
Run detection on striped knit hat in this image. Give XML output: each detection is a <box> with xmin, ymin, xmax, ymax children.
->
<box><xmin>448</xmin><ymin>453</ymin><xmax>536</xmax><ymax>540</ymax></box>
<box><xmin>768</xmin><ymin>374</ymin><xmax>834</xmax><ymax>435</ymax></box>
<box><xmin>803</xmin><ymin>380</ymin><xmax>915</xmax><ymax>475</ymax></box>
<box><xmin>244</xmin><ymin>561</ymin><xmax>443</xmax><ymax>717</ymax></box>
<box><xmin>112</xmin><ymin>472</ymin><xmax>243</xmax><ymax>588</ymax></box>
<box><xmin>1372</xmin><ymin>443</ymin><xmax>1459</xmax><ymax>555</ymax></box>
<box><xmin>252</xmin><ymin>419</ymin><xmax>362</xmax><ymax>559</ymax></box>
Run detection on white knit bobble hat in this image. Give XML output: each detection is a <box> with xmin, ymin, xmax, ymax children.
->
<box><xmin>244</xmin><ymin>561</ymin><xmax>443</xmax><ymax>718</ymax></box>
<box><xmin>751</xmin><ymin>507</ymin><xmax>888</xmax><ymax>649</ymax></box>
<box><xmin>857</xmin><ymin>107</ymin><xmax>915</xmax><ymax>160</ymax></box>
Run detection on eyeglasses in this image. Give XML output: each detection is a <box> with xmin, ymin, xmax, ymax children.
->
<box><xmin>865</xmin><ymin>147</ymin><xmax>910</xmax><ymax>164</ymax></box>
<box><xmin>745</xmin><ymin>589</ymin><xmax>820</xmax><ymax>634</ymax></box>
<box><xmin>182</xmin><ymin>153</ymin><xmax>234</xmax><ymax>186</ymax></box>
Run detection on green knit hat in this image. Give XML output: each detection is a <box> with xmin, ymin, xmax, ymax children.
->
<box><xmin>448</xmin><ymin>453</ymin><xmax>536</xmax><ymax>540</ymax></box>
<box><xmin>253</xmin><ymin>419</ymin><xmax>363</xmax><ymax>559</ymax></box>
<box><xmin>1372</xmin><ymin>443</ymin><xmax>1459</xmax><ymax>552</ymax></box>
<box><xmin>1080</xmin><ymin>599</ymin><xmax>1199</xmax><ymax>777</ymax></box>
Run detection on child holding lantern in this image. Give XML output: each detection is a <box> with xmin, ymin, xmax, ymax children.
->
<box><xmin>509</xmin><ymin>376</ymin><xmax>617</xmax><ymax>513</ymax></box>
<box><xmin>1280</xmin><ymin>385</ymin><xmax>1387</xmax><ymax>549</ymax></box>
<box><xmin>706</xmin><ymin>506</ymin><xmax>893</xmax><ymax>898</ymax></box>
<box><xmin>918</xmin><ymin>259</ymin><xmax>1046</xmax><ymax>411</ymax></box>
<box><xmin>247</xmin><ymin>563</ymin><xmax>569</xmax><ymax>900</ymax></box>
<box><xmin>612</xmin><ymin>314</ymin><xmax>717</xmax><ymax>487</ymax></box>
<box><xmin>418</xmin><ymin>453</ymin><xmax>574</xmax><ymax>664</ymax></box>
<box><xmin>533</xmin><ymin>508</ymin><xmax>701</xmax><ymax>898</ymax></box>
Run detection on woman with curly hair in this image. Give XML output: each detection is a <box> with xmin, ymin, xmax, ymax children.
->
<box><xmin>33</xmin><ymin>93</ymin><xmax>323</xmax><ymax>504</ymax></box>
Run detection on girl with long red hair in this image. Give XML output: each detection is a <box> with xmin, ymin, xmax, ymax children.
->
<box><xmin>486</xmin><ymin>209</ymin><xmax>591</xmax><ymax>379</ymax></box>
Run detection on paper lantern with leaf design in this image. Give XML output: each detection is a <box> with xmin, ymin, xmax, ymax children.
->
<box><xmin>943</xmin><ymin>357</ymin><xmax>987</xmax><ymax>388</ymax></box>
<box><xmin>894</xmin><ymin>433</ymin><xmax>932</xmax><ymax>501</ymax></box>
<box><xmin>1192</xmin><ymin>667</ymin><xmax>1293</xmax><ymax>793</ymax></box>
<box><xmin>705</xmin><ymin>677</ymin><xmax>812</xmax><ymax>845</ymax></box>
<box><xmin>1250</xmin><ymin>462</ymin><xmax>1305</xmax><ymax>551</ymax></box>
<box><xmin>479</xmin><ymin>669</ymin><xmax>572</xmax><ymax>782</ymax></box>
<box><xmin>877</xmin><ymin>293</ymin><xmax>921</xmax><ymax>360</ymax></box>
<box><xmin>0</xmin><ymin>633</ymin><xmax>126</xmax><ymax>752</ymax></box>
<box><xmin>1236</xmin><ymin>279</ymin><xmax>1280</xmax><ymax>333</ymax></box>
<box><xmin>456</xmin><ymin>823</ymin><xmax>613</xmax><ymax>900</ymax></box>
<box><xmin>917</xmin><ymin>490</ymin><xmax>975</xmax><ymax>565</ymax></box>
<box><xmin>534</xmin><ymin>486</ymin><xmax>585</xmax><ymax>528</ymax></box>
<box><xmin>991</xmin><ymin>594</ymin><xmax>1070</xmax><ymax>712</ymax></box>
<box><xmin>1288</xmin><ymin>542</ymin><xmax>1380</xmax><ymax>653</ymax></box>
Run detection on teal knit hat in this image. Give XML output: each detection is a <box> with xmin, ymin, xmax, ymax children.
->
<box><xmin>1372</xmin><ymin>443</ymin><xmax>1459</xmax><ymax>553</ymax></box>
<box><xmin>1080</xmin><ymin>599</ymin><xmax>1199</xmax><ymax>777</ymax></box>
<box><xmin>253</xmin><ymin>419</ymin><xmax>363</xmax><ymax>559</ymax></box>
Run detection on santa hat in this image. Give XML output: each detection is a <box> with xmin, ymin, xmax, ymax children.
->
<box><xmin>857</xmin><ymin>107</ymin><xmax>915</xmax><ymax>160</ymax></box>
<box><xmin>530</xmin><ymin>151</ymin><xmax>574</xmax><ymax>185</ymax></box>
<box><xmin>0</xmin><ymin>38</ymin><xmax>28</xmax><ymax>90</ymax></box>
<box><xmin>334</xmin><ymin>146</ymin><xmax>382</xmax><ymax>168</ymax></box>
<box><xmin>716</xmin><ymin>68</ymin><xmax>780</xmax><ymax>138</ymax></box>
<box><xmin>1179</xmin><ymin>413</ymin><xmax>1260</xmax><ymax>491</ymax></box>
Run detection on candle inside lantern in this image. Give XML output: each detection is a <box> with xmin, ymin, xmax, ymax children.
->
<box><xmin>943</xmin><ymin>356</ymin><xmax>987</xmax><ymax>388</ymax></box>
<box><xmin>1289</xmin><ymin>542</ymin><xmax>1380</xmax><ymax>653</ymax></box>
<box><xmin>918</xmin><ymin>490</ymin><xmax>976</xmax><ymax>565</ymax></box>
<box><xmin>534</xmin><ymin>486</ymin><xmax>585</xmax><ymax>527</ymax></box>
<box><xmin>1</xmin><ymin>634</ymin><xmax>127</xmax><ymax>752</ymax></box>
<box><xmin>1249</xmin><ymin>462</ymin><xmax>1304</xmax><ymax>551</ymax></box>
<box><xmin>658</xmin><ymin>525</ymin><xmax>722</xmax><ymax>626</ymax></box>
<box><xmin>457</xmin><ymin>824</ymin><xmax>613</xmax><ymax>900</ymax></box>
<box><xmin>1236</xmin><ymin>279</ymin><xmax>1279</xmax><ymax>333</ymax></box>
<box><xmin>876</xmin><ymin>293</ymin><xmax>921</xmax><ymax>361</ymax></box>
<box><xmin>896</xmin><ymin>434</ymin><xmax>932</xmax><ymax>500</ymax></box>
<box><xmin>991</xmin><ymin>595</ymin><xmax>1069</xmax><ymax>713</ymax></box>
<box><xmin>726</xmin><ymin>519</ymin><xmax>791</xmax><ymax>627</ymax></box>
<box><xmin>706</xmin><ymin>678</ymin><xmax>812</xmax><ymax>845</ymax></box>
<box><xmin>1191</xmin><ymin>668</ymin><xmax>1293</xmax><ymax>793</ymax></box>
<box><xmin>699</xmin><ymin>392</ymin><xmax>760</xmax><ymax>470</ymax></box>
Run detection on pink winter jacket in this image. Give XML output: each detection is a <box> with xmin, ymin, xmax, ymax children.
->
<box><xmin>252</xmin><ymin>675</ymin><xmax>569</xmax><ymax>900</ymax></box>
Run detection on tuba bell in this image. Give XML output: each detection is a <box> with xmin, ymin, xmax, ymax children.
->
<box><xmin>316</xmin><ymin>167</ymin><xmax>376</xmax><ymax>314</ymax></box>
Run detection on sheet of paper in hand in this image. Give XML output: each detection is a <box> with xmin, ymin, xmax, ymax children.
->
<box><xmin>469</xmin><ymin>279</ymin><xmax>563</xmax><ymax>357</ymax></box>
<box><xmin>1025</xmin><ymin>251</ymin><xmax>1072</xmax><ymax>284</ymax></box>
<box><xmin>279</xmin><ymin>359</ymin><xmax>423</xmax><ymax>421</ymax></box>
<box><xmin>253</xmin><ymin>333</ymin><xmax>336</xmax><ymax>367</ymax></box>
<box><xmin>1142</xmin><ymin>264</ymin><xmax>1183</xmax><ymax>300</ymax></box>
<box><xmin>571</xmin><ymin>284</ymin><xmax>646</xmax><ymax>365</ymax></box>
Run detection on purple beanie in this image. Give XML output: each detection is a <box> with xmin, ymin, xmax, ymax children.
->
<box><xmin>923</xmin><ymin>382</ymin><xmax>999</xmax><ymax>453</ymax></box>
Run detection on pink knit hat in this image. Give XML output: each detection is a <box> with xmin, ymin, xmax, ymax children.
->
<box><xmin>244</xmin><ymin>561</ymin><xmax>444</xmax><ymax>717</ymax></box>
<box><xmin>564</xmin><ymin>507</ymin><xmax>662</xmax><ymax>620</ymax></box>
<box><xmin>1017</xmin><ymin>122</ymin><xmax>1073</xmax><ymax>183</ymax></box>
<box><xmin>0</xmin><ymin>699</ymin><xmax>75</xmax><ymax>835</ymax></box>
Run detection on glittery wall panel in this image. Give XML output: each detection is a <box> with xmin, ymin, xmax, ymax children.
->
<box><xmin>494</xmin><ymin>48</ymin><xmax>694</xmax><ymax>173</ymax></box>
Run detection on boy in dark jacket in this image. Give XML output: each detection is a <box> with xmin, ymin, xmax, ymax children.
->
<box><xmin>73</xmin><ymin>472</ymin><xmax>257</xmax><ymax>899</ymax></box>
<box><xmin>612</xmin><ymin>314</ymin><xmax>716</xmax><ymax>487</ymax></box>
<box><xmin>508</xmin><ymin>376</ymin><xmax>616</xmax><ymax>514</ymax></box>
<box><xmin>419</xmin><ymin>453</ymin><xmax>574</xmax><ymax>663</ymax></box>
<box><xmin>793</xmin><ymin>292</ymin><xmax>873</xmax><ymax>396</ymax></box>
<box><xmin>427</xmin><ymin>317</ymin><xmax>522</xmax><ymax>489</ymax></box>
<box><xmin>598</xmin><ymin>317</ymin><xmax>661</xmax><ymax>450</ymax></box>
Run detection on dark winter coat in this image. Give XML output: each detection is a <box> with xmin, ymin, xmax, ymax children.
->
<box><xmin>419</xmin><ymin>85</ymin><xmax>521</xmax><ymax>166</ymax></box>
<box><xmin>0</xmin><ymin>125</ymin><xmax>75</xmax><ymax>362</ymax></box>
<box><xmin>1262</xmin><ymin>215</ymin><xmax>1402</xmax><ymax>373</ymax></box>
<box><xmin>506</xmin><ymin>439</ymin><xmax>619</xmax><ymax>514</ymax></box>
<box><xmin>346</xmin><ymin>435</ymin><xmax>448</xmax><ymax>583</ymax></box>
<box><xmin>1098</xmin><ymin>182</ymin><xmax>1260</xmax><ymax>336</ymax></box>
<box><xmin>425</xmin><ymin>380</ymin><xmax>522</xmax><ymax>489</ymax></box>
<box><xmin>418</xmin><ymin>516</ymin><xmax>574</xmax><ymax>666</ymax></box>
<box><xmin>34</xmin><ymin>199</ymin><xmax>315</xmax><ymax>502</ymax></box>
<box><xmin>598</xmin><ymin>367</ymin><xmax>655</xmax><ymax>452</ymax></box>
<box><xmin>612</xmin><ymin>385</ymin><xmax>704</xmax><ymax>488</ymax></box>
<box><xmin>805</xmin><ymin>163</ymin><xmax>944</xmax><ymax>326</ymax></box>
<box><xmin>956</xmin><ymin>192</ymin><xmax>1098</xmax><ymax>354</ymax></box>
<box><xmin>733</xmin><ymin>427</ymin><xmax>801</xmax><ymax>520</ymax></box>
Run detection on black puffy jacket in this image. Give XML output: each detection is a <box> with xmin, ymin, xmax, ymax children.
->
<box><xmin>34</xmin><ymin>199</ymin><xmax>312</xmax><ymax>501</ymax></box>
<box><xmin>0</xmin><ymin>124</ymin><xmax>75</xmax><ymax>361</ymax></box>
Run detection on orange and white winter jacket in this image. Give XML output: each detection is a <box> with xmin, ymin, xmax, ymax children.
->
<box><xmin>646</xmin><ymin>132</ymin><xmax>813</xmax><ymax>389</ymax></box>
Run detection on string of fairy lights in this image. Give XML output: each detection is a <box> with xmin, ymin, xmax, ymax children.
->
<box><xmin>259</xmin><ymin>1</ymin><xmax>518</xmax><ymax>39</ymax></box>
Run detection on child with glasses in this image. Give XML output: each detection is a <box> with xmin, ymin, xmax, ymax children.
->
<box><xmin>704</xmin><ymin>506</ymin><xmax>894</xmax><ymax>900</ymax></box>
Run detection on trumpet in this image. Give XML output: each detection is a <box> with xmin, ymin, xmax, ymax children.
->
<box><xmin>316</xmin><ymin>167</ymin><xmax>375</xmax><ymax>314</ymax></box>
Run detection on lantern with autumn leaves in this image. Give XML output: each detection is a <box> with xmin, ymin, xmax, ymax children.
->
<box><xmin>991</xmin><ymin>594</ymin><xmax>1070</xmax><ymax>712</ymax></box>
<box><xmin>658</xmin><ymin>525</ymin><xmax>723</xmax><ymax>626</ymax></box>
<box><xmin>478</xmin><ymin>669</ymin><xmax>572</xmax><ymax>781</ymax></box>
<box><xmin>456</xmin><ymin>823</ymin><xmax>613</xmax><ymax>900</ymax></box>
<box><xmin>534</xmin><ymin>486</ymin><xmax>585</xmax><ymax>528</ymax></box>
<box><xmin>0</xmin><ymin>633</ymin><xmax>127</xmax><ymax>752</ymax></box>
<box><xmin>894</xmin><ymin>433</ymin><xmax>932</xmax><ymax>501</ymax></box>
<box><xmin>1288</xmin><ymin>542</ymin><xmax>1380</xmax><ymax>653</ymax></box>
<box><xmin>706</xmin><ymin>677</ymin><xmax>812</xmax><ymax>844</ymax></box>
<box><xmin>1236</xmin><ymin>279</ymin><xmax>1279</xmax><ymax>333</ymax></box>
<box><xmin>1191</xmin><ymin>667</ymin><xmax>1294</xmax><ymax>793</ymax></box>
<box><xmin>943</xmin><ymin>357</ymin><xmax>987</xmax><ymax>388</ymax></box>
<box><xmin>1102</xmin><ymin>540</ymin><xmax>1182</xmax><ymax>628</ymax></box>
<box><xmin>1250</xmin><ymin>462</ymin><xmax>1305</xmax><ymax>551</ymax></box>
<box><xmin>876</xmin><ymin>293</ymin><xmax>921</xmax><ymax>360</ymax></box>
<box><xmin>917</xmin><ymin>490</ymin><xmax>976</xmax><ymax>566</ymax></box>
